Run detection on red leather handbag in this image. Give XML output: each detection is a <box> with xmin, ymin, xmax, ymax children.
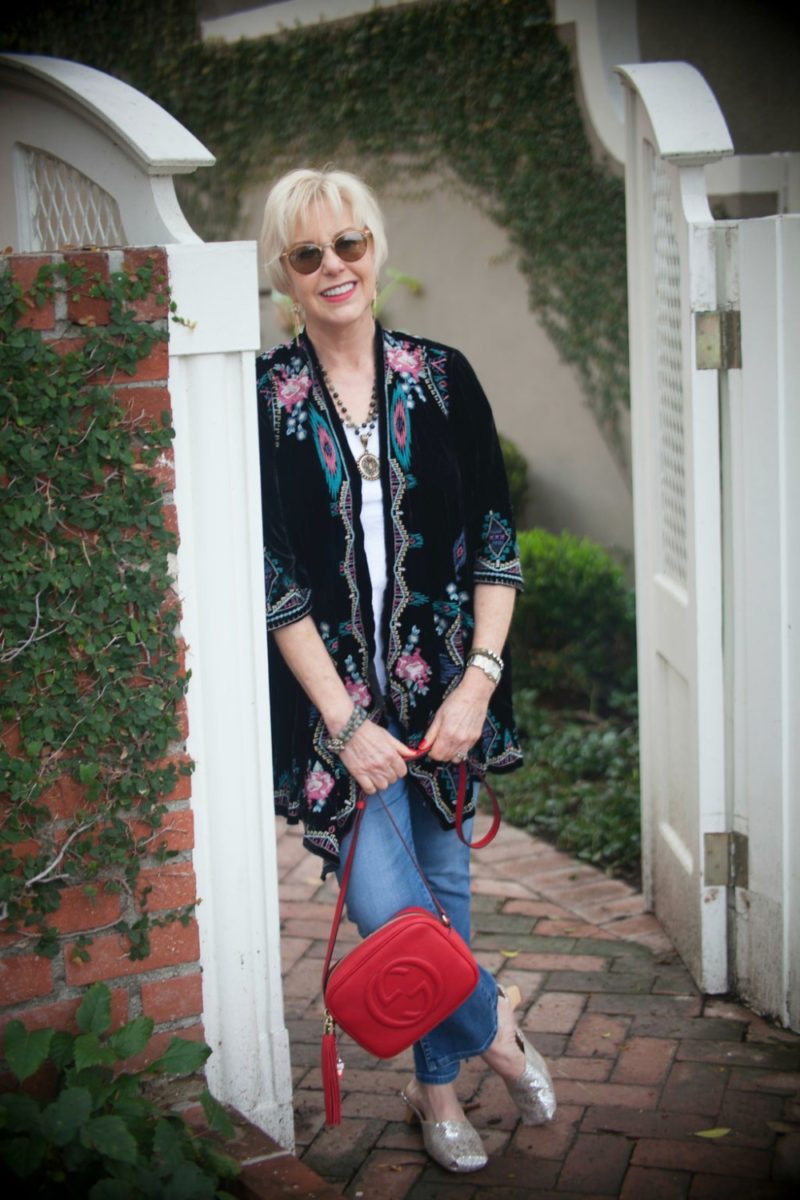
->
<box><xmin>320</xmin><ymin>768</ymin><xmax>501</xmax><ymax>1124</ymax></box>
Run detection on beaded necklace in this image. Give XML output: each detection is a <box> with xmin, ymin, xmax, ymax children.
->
<box><xmin>319</xmin><ymin>363</ymin><xmax>380</xmax><ymax>481</ymax></box>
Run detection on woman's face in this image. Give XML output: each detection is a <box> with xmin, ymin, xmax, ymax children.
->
<box><xmin>284</xmin><ymin>199</ymin><xmax>376</xmax><ymax>340</ymax></box>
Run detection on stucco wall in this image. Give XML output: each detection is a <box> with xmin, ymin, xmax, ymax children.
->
<box><xmin>241</xmin><ymin>178</ymin><xmax>634</xmax><ymax>557</ymax></box>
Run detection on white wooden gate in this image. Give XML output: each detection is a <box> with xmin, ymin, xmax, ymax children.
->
<box><xmin>0</xmin><ymin>55</ymin><xmax>294</xmax><ymax>1139</ymax></box>
<box><xmin>620</xmin><ymin>61</ymin><xmax>800</xmax><ymax>1024</ymax></box>
<box><xmin>723</xmin><ymin>214</ymin><xmax>800</xmax><ymax>1028</ymax></box>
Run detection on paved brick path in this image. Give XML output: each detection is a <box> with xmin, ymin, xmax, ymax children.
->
<box><xmin>275</xmin><ymin>815</ymin><xmax>800</xmax><ymax>1198</ymax></box>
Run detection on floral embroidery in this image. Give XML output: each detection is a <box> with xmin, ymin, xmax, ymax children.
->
<box><xmin>274</xmin><ymin>363</ymin><xmax>313</xmax><ymax>412</ymax></box>
<box><xmin>343</xmin><ymin>654</ymin><xmax>372</xmax><ymax>709</ymax></box>
<box><xmin>305</xmin><ymin>762</ymin><xmax>335</xmax><ymax>811</ymax></box>
<box><xmin>395</xmin><ymin>627</ymin><xmax>431</xmax><ymax>702</ymax></box>
<box><xmin>386</xmin><ymin>342</ymin><xmax>423</xmax><ymax>380</ymax></box>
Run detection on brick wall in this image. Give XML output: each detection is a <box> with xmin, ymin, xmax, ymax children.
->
<box><xmin>0</xmin><ymin>248</ymin><xmax>203</xmax><ymax>1057</ymax></box>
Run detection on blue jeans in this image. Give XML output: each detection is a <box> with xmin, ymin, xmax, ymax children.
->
<box><xmin>336</xmin><ymin>773</ymin><xmax>499</xmax><ymax>1084</ymax></box>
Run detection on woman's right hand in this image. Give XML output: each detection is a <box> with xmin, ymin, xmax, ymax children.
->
<box><xmin>338</xmin><ymin>720</ymin><xmax>417</xmax><ymax>795</ymax></box>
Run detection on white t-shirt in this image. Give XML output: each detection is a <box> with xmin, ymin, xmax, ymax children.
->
<box><xmin>342</xmin><ymin>422</ymin><xmax>388</xmax><ymax>696</ymax></box>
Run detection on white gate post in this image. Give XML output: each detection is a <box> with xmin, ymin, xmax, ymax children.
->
<box><xmin>168</xmin><ymin>242</ymin><xmax>293</xmax><ymax>1143</ymax></box>
<box><xmin>617</xmin><ymin>62</ymin><xmax>732</xmax><ymax>993</ymax></box>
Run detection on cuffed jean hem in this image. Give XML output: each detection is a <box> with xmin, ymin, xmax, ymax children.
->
<box><xmin>413</xmin><ymin>964</ymin><xmax>499</xmax><ymax>1084</ymax></box>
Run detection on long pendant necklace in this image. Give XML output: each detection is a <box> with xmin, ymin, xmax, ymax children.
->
<box><xmin>319</xmin><ymin>364</ymin><xmax>380</xmax><ymax>481</ymax></box>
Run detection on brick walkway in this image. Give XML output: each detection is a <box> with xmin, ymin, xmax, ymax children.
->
<box><xmin>273</xmin><ymin>815</ymin><xmax>800</xmax><ymax>1199</ymax></box>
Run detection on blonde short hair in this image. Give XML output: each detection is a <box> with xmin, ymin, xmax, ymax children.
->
<box><xmin>260</xmin><ymin>167</ymin><xmax>388</xmax><ymax>294</ymax></box>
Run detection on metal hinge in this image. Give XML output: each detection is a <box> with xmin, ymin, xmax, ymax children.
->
<box><xmin>704</xmin><ymin>832</ymin><xmax>749</xmax><ymax>888</ymax></box>
<box><xmin>695</xmin><ymin>310</ymin><xmax>742</xmax><ymax>370</ymax></box>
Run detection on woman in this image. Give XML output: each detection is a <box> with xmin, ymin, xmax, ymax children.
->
<box><xmin>257</xmin><ymin>167</ymin><xmax>555</xmax><ymax>1173</ymax></box>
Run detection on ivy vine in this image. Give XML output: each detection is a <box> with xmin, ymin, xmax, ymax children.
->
<box><xmin>1</xmin><ymin>0</ymin><xmax>630</xmax><ymax>463</ymax></box>
<box><xmin>0</xmin><ymin>257</ymin><xmax>192</xmax><ymax>960</ymax></box>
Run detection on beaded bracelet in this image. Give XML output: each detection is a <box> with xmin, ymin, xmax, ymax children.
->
<box><xmin>327</xmin><ymin>705</ymin><xmax>368</xmax><ymax>754</ymax></box>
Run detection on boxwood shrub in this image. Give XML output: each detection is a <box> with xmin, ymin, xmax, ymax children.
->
<box><xmin>510</xmin><ymin>529</ymin><xmax>636</xmax><ymax>712</ymax></box>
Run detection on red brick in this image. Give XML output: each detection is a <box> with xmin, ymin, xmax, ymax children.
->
<box><xmin>8</xmin><ymin>255</ymin><xmax>56</xmax><ymax>329</ymax></box>
<box><xmin>239</xmin><ymin>1151</ymin><xmax>342</xmax><ymax>1200</ymax></box>
<box><xmin>552</xmin><ymin>1056</ymin><xmax>612</xmax><ymax>1082</ymax></box>
<box><xmin>130</xmin><ymin>807</ymin><xmax>194</xmax><ymax>853</ymax></box>
<box><xmin>524</xmin><ymin>991</ymin><xmax>586</xmax><ymax>1034</ymax></box>
<box><xmin>162</xmin><ymin>502</ymin><xmax>179</xmax><ymax>537</ymax></box>
<box><xmin>532</xmin><ymin>918</ymin><xmax>618</xmax><ymax>940</ymax></box>
<box><xmin>137</xmin><ymin>863</ymin><xmax>197</xmax><ymax>912</ymax></box>
<box><xmin>146</xmin><ymin>447</ymin><xmax>175</xmax><ymax>490</ymax></box>
<box><xmin>559</xmin><ymin>1132</ymin><xmax>633</xmax><ymax>1195</ymax></box>
<box><xmin>568</xmin><ymin>1012</ymin><xmax>631</xmax><ymax>1057</ymax></box>
<box><xmin>141</xmin><ymin>972</ymin><xmax>203</xmax><ymax>1024</ymax></box>
<box><xmin>0</xmin><ymin>989</ymin><xmax>128</xmax><ymax>1040</ymax></box>
<box><xmin>123</xmin><ymin>1020</ymin><xmax>205</xmax><ymax>1072</ymax></box>
<box><xmin>122</xmin><ymin>249</ymin><xmax>169</xmax><ymax>321</ymax></box>
<box><xmin>620</xmin><ymin>1166</ymin><xmax>690</xmax><ymax>1199</ymax></box>
<box><xmin>631</xmin><ymin>1137</ymin><xmax>771</xmax><ymax>1177</ymax></box>
<box><xmin>65</xmin><ymin>250</ymin><xmax>111</xmax><ymax>326</ymax></box>
<box><xmin>0</xmin><ymin>953</ymin><xmax>53</xmax><ymax>1005</ymax></box>
<box><xmin>39</xmin><ymin>774</ymin><xmax>87</xmax><ymax>819</ymax></box>
<box><xmin>49</xmin><ymin>882</ymin><xmax>123</xmax><ymax>934</ymax></box>
<box><xmin>689</xmin><ymin>1176</ymin><xmax>790</xmax><ymax>1199</ymax></box>
<box><xmin>1</xmin><ymin>721</ymin><xmax>22</xmax><ymax>754</ymax></box>
<box><xmin>127</xmin><ymin>339</ymin><xmax>168</xmax><ymax>383</ymax></box>
<box><xmin>64</xmin><ymin>917</ymin><xmax>199</xmax><ymax>984</ymax></box>
<box><xmin>660</xmin><ymin>1061</ymin><xmax>727</xmax><ymax>1116</ymax></box>
<box><xmin>612</xmin><ymin>1036</ymin><xmax>677</xmax><ymax>1085</ymax></box>
<box><xmin>555</xmin><ymin>1080</ymin><xmax>659</xmax><ymax>1109</ymax></box>
<box><xmin>157</xmin><ymin>753</ymin><xmax>192</xmax><ymax>802</ymax></box>
<box><xmin>512</xmin><ymin>952</ymin><xmax>608</xmax><ymax>973</ymax></box>
<box><xmin>503</xmin><ymin>899</ymin><xmax>575</xmax><ymax>919</ymax></box>
<box><xmin>510</xmin><ymin>1102</ymin><xmax>583</xmax><ymax>1161</ymax></box>
<box><xmin>116</xmin><ymin>385</ymin><xmax>172</xmax><ymax>427</ymax></box>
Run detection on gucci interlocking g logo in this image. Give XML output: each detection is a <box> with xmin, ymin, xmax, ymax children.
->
<box><xmin>365</xmin><ymin>958</ymin><xmax>445</xmax><ymax>1028</ymax></box>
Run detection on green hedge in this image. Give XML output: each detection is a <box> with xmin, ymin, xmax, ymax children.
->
<box><xmin>510</xmin><ymin>529</ymin><xmax>636</xmax><ymax>711</ymax></box>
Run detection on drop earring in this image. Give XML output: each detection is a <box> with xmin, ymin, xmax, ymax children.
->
<box><xmin>292</xmin><ymin>302</ymin><xmax>303</xmax><ymax>342</ymax></box>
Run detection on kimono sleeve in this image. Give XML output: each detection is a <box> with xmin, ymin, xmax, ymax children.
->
<box><xmin>450</xmin><ymin>350</ymin><xmax>524</xmax><ymax>591</ymax></box>
<box><xmin>256</xmin><ymin>365</ymin><xmax>314</xmax><ymax>631</ymax></box>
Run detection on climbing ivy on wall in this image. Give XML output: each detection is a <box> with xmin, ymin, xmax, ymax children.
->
<box><xmin>0</xmin><ymin>258</ymin><xmax>191</xmax><ymax>958</ymax></box>
<box><xmin>2</xmin><ymin>0</ymin><xmax>630</xmax><ymax>460</ymax></box>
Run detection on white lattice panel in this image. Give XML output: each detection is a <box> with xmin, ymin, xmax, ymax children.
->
<box><xmin>650</xmin><ymin>148</ymin><xmax>688</xmax><ymax>588</ymax></box>
<box><xmin>22</xmin><ymin>145</ymin><xmax>126</xmax><ymax>250</ymax></box>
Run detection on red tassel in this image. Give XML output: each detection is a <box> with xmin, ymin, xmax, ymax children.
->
<box><xmin>322</xmin><ymin>1020</ymin><xmax>342</xmax><ymax>1125</ymax></box>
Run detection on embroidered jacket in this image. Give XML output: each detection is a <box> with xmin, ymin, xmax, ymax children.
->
<box><xmin>256</xmin><ymin>326</ymin><xmax>523</xmax><ymax>865</ymax></box>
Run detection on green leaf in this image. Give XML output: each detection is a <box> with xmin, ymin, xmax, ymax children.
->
<box><xmin>89</xmin><ymin>1181</ymin><xmax>136</xmax><ymax>1200</ymax></box>
<box><xmin>49</xmin><ymin>1030</ymin><xmax>76</xmax><ymax>1071</ymax></box>
<box><xmin>150</xmin><ymin>1036</ymin><xmax>211</xmax><ymax>1077</ymax></box>
<box><xmin>0</xmin><ymin>1092</ymin><xmax>41</xmax><ymax>1134</ymax></box>
<box><xmin>693</xmin><ymin>1127</ymin><xmax>732</xmax><ymax>1139</ymax></box>
<box><xmin>0</xmin><ymin>1134</ymin><xmax>47</xmax><ymax>1178</ymax></box>
<box><xmin>80</xmin><ymin>1115</ymin><xmax>139</xmax><ymax>1164</ymax></box>
<box><xmin>76</xmin><ymin>982</ymin><xmax>112</xmax><ymax>1035</ymax></box>
<box><xmin>200</xmin><ymin>1089</ymin><xmax>235</xmax><ymax>1139</ymax></box>
<box><xmin>4</xmin><ymin>1020</ymin><xmax>53</xmax><ymax>1082</ymax></box>
<box><xmin>153</xmin><ymin>1116</ymin><xmax>189</xmax><ymax>1170</ymax></box>
<box><xmin>40</xmin><ymin>1086</ymin><xmax>92</xmax><ymax>1146</ymax></box>
<box><xmin>110</xmin><ymin>1015</ymin><xmax>154</xmax><ymax>1060</ymax></box>
<box><xmin>73</xmin><ymin>1032</ymin><xmax>116</xmax><ymax>1072</ymax></box>
<box><xmin>163</xmin><ymin>1160</ymin><xmax>216</xmax><ymax>1200</ymax></box>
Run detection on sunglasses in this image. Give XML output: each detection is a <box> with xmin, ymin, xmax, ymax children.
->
<box><xmin>280</xmin><ymin>228</ymin><xmax>373</xmax><ymax>276</ymax></box>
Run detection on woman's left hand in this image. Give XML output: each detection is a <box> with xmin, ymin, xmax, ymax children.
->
<box><xmin>421</xmin><ymin>669</ymin><xmax>495</xmax><ymax>763</ymax></box>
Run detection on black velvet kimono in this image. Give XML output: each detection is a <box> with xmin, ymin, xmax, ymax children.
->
<box><xmin>256</xmin><ymin>325</ymin><xmax>523</xmax><ymax>865</ymax></box>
